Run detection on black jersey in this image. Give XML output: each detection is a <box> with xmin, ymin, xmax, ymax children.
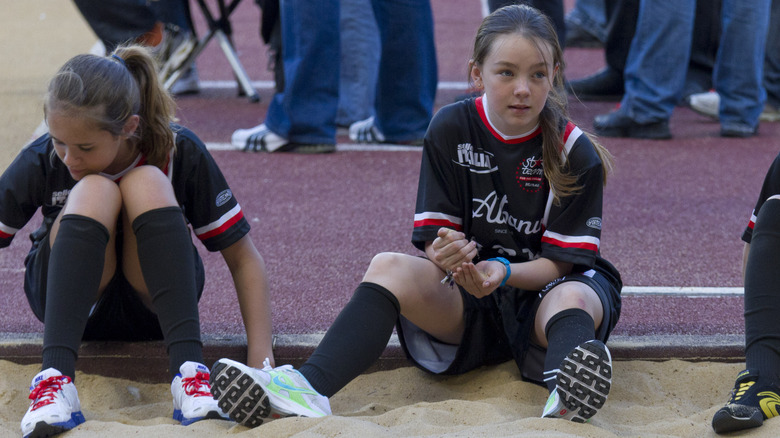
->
<box><xmin>412</xmin><ymin>96</ymin><xmax>614</xmax><ymax>274</ymax></box>
<box><xmin>743</xmin><ymin>151</ymin><xmax>780</xmax><ymax>243</ymax></box>
<box><xmin>0</xmin><ymin>125</ymin><xmax>249</xmax><ymax>253</ymax></box>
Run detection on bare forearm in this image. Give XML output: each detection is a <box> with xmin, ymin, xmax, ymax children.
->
<box><xmin>222</xmin><ymin>236</ymin><xmax>275</xmax><ymax>368</ymax></box>
<box><xmin>505</xmin><ymin>257</ymin><xmax>572</xmax><ymax>291</ymax></box>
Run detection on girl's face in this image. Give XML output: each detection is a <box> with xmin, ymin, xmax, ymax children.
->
<box><xmin>46</xmin><ymin>109</ymin><xmax>138</xmax><ymax>181</ymax></box>
<box><xmin>471</xmin><ymin>33</ymin><xmax>557</xmax><ymax>136</ymax></box>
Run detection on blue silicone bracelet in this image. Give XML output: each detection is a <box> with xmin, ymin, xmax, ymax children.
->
<box><xmin>488</xmin><ymin>257</ymin><xmax>511</xmax><ymax>286</ymax></box>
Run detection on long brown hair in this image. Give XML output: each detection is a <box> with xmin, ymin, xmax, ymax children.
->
<box><xmin>469</xmin><ymin>4</ymin><xmax>613</xmax><ymax>203</ymax></box>
<box><xmin>44</xmin><ymin>44</ymin><xmax>176</xmax><ymax>169</ymax></box>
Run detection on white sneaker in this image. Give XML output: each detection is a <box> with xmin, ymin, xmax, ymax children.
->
<box><xmin>688</xmin><ymin>91</ymin><xmax>720</xmax><ymax>120</ymax></box>
<box><xmin>542</xmin><ymin>340</ymin><xmax>612</xmax><ymax>423</ymax></box>
<box><xmin>230</xmin><ymin>124</ymin><xmax>288</xmax><ymax>152</ymax></box>
<box><xmin>21</xmin><ymin>368</ymin><xmax>85</xmax><ymax>438</ymax></box>
<box><xmin>171</xmin><ymin>361</ymin><xmax>231</xmax><ymax>425</ymax></box>
<box><xmin>689</xmin><ymin>91</ymin><xmax>780</xmax><ymax>122</ymax></box>
<box><xmin>210</xmin><ymin>358</ymin><xmax>331</xmax><ymax>428</ymax></box>
<box><xmin>349</xmin><ymin>116</ymin><xmax>386</xmax><ymax>143</ymax></box>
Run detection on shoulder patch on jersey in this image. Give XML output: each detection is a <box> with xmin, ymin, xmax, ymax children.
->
<box><xmin>586</xmin><ymin>217</ymin><xmax>602</xmax><ymax>230</ymax></box>
<box><xmin>216</xmin><ymin>189</ymin><xmax>233</xmax><ymax>207</ymax></box>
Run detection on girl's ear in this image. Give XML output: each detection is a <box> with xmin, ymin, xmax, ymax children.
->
<box><xmin>470</xmin><ymin>62</ymin><xmax>484</xmax><ymax>90</ymax></box>
<box><xmin>122</xmin><ymin>115</ymin><xmax>140</xmax><ymax>138</ymax></box>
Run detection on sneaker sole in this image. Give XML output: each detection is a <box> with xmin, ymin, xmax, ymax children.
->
<box><xmin>555</xmin><ymin>340</ymin><xmax>612</xmax><ymax>423</ymax></box>
<box><xmin>24</xmin><ymin>413</ymin><xmax>85</xmax><ymax>438</ymax></box>
<box><xmin>173</xmin><ymin>408</ymin><xmax>229</xmax><ymax>426</ymax></box>
<box><xmin>210</xmin><ymin>360</ymin><xmax>276</xmax><ymax>428</ymax></box>
<box><xmin>712</xmin><ymin>405</ymin><xmax>764</xmax><ymax>434</ymax></box>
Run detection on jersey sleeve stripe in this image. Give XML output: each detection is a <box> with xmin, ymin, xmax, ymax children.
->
<box><xmin>560</xmin><ymin>123</ymin><xmax>581</xmax><ymax>162</ymax></box>
<box><xmin>542</xmin><ymin>230</ymin><xmax>600</xmax><ymax>252</ymax></box>
<box><xmin>194</xmin><ymin>204</ymin><xmax>244</xmax><ymax>240</ymax></box>
<box><xmin>0</xmin><ymin>221</ymin><xmax>18</xmax><ymax>239</ymax></box>
<box><xmin>413</xmin><ymin>218</ymin><xmax>463</xmax><ymax>230</ymax></box>
<box><xmin>413</xmin><ymin>212</ymin><xmax>463</xmax><ymax>230</ymax></box>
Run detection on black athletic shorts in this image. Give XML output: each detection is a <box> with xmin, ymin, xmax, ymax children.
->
<box><xmin>396</xmin><ymin>259</ymin><xmax>622</xmax><ymax>385</ymax></box>
<box><xmin>23</xmin><ymin>218</ymin><xmax>205</xmax><ymax>341</ymax></box>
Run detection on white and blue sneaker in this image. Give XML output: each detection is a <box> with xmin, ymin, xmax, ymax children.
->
<box><xmin>210</xmin><ymin>358</ymin><xmax>331</xmax><ymax>428</ymax></box>
<box><xmin>542</xmin><ymin>340</ymin><xmax>612</xmax><ymax>423</ymax></box>
<box><xmin>21</xmin><ymin>368</ymin><xmax>85</xmax><ymax>438</ymax></box>
<box><xmin>171</xmin><ymin>361</ymin><xmax>231</xmax><ymax>425</ymax></box>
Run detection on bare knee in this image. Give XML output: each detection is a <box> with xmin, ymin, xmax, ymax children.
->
<box><xmin>63</xmin><ymin>175</ymin><xmax>122</xmax><ymax>223</ymax></box>
<box><xmin>546</xmin><ymin>283</ymin><xmax>595</xmax><ymax>311</ymax></box>
<box><xmin>118</xmin><ymin>165</ymin><xmax>177</xmax><ymax>220</ymax></box>
<box><xmin>363</xmin><ymin>252</ymin><xmax>410</xmax><ymax>287</ymax></box>
<box><xmin>534</xmin><ymin>282</ymin><xmax>603</xmax><ymax>345</ymax></box>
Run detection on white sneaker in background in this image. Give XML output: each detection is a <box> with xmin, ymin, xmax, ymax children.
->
<box><xmin>689</xmin><ymin>91</ymin><xmax>780</xmax><ymax>122</ymax></box>
<box><xmin>230</xmin><ymin>124</ymin><xmax>288</xmax><ymax>152</ymax></box>
<box><xmin>688</xmin><ymin>91</ymin><xmax>720</xmax><ymax>120</ymax></box>
<box><xmin>349</xmin><ymin>116</ymin><xmax>386</xmax><ymax>143</ymax></box>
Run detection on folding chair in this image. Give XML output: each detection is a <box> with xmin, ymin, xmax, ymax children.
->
<box><xmin>165</xmin><ymin>0</ymin><xmax>260</xmax><ymax>102</ymax></box>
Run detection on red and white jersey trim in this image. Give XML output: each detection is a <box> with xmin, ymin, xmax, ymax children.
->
<box><xmin>748</xmin><ymin>194</ymin><xmax>780</xmax><ymax>230</ymax></box>
<box><xmin>414</xmin><ymin>212</ymin><xmax>463</xmax><ymax>231</ymax></box>
<box><xmin>194</xmin><ymin>204</ymin><xmax>244</xmax><ymax>240</ymax></box>
<box><xmin>542</xmin><ymin>230</ymin><xmax>600</xmax><ymax>252</ymax></box>
<box><xmin>0</xmin><ymin>221</ymin><xmax>19</xmax><ymax>239</ymax></box>
<box><xmin>561</xmin><ymin>123</ymin><xmax>582</xmax><ymax>162</ymax></box>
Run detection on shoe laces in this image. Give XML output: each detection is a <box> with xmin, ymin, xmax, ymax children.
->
<box><xmin>733</xmin><ymin>380</ymin><xmax>756</xmax><ymax>402</ymax></box>
<box><xmin>181</xmin><ymin>371</ymin><xmax>212</xmax><ymax>398</ymax></box>
<box><xmin>29</xmin><ymin>375</ymin><xmax>70</xmax><ymax>410</ymax></box>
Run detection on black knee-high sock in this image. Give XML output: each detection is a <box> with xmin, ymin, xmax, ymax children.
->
<box><xmin>542</xmin><ymin>308</ymin><xmax>596</xmax><ymax>392</ymax></box>
<box><xmin>132</xmin><ymin>207</ymin><xmax>202</xmax><ymax>377</ymax></box>
<box><xmin>745</xmin><ymin>199</ymin><xmax>780</xmax><ymax>383</ymax></box>
<box><xmin>42</xmin><ymin>215</ymin><xmax>109</xmax><ymax>380</ymax></box>
<box><xmin>299</xmin><ymin>282</ymin><xmax>400</xmax><ymax>397</ymax></box>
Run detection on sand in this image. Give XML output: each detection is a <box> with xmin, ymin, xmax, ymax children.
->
<box><xmin>3</xmin><ymin>358</ymin><xmax>779</xmax><ymax>437</ymax></box>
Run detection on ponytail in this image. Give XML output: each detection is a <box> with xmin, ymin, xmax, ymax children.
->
<box><xmin>112</xmin><ymin>45</ymin><xmax>177</xmax><ymax>169</ymax></box>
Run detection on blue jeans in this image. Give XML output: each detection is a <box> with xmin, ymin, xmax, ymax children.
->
<box><xmin>266</xmin><ymin>0</ymin><xmax>435</xmax><ymax>144</ymax></box>
<box><xmin>265</xmin><ymin>0</ymin><xmax>341</xmax><ymax>144</ymax></box>
<box><xmin>621</xmin><ymin>0</ymin><xmax>769</xmax><ymax>129</ymax></box>
<box><xmin>337</xmin><ymin>0</ymin><xmax>380</xmax><ymax>127</ymax></box>
<box><xmin>715</xmin><ymin>0</ymin><xmax>770</xmax><ymax>131</ymax></box>
<box><xmin>566</xmin><ymin>0</ymin><xmax>607</xmax><ymax>42</ymax></box>
<box><xmin>621</xmin><ymin>0</ymin><xmax>696</xmax><ymax>123</ymax></box>
<box><xmin>371</xmin><ymin>0</ymin><xmax>437</xmax><ymax>142</ymax></box>
<box><xmin>763</xmin><ymin>0</ymin><xmax>780</xmax><ymax>108</ymax></box>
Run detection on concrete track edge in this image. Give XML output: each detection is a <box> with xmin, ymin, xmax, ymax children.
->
<box><xmin>0</xmin><ymin>332</ymin><xmax>745</xmax><ymax>383</ymax></box>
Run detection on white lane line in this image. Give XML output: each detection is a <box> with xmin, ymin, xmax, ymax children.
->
<box><xmin>198</xmin><ymin>80</ymin><xmax>471</xmax><ymax>91</ymax></box>
<box><xmin>206</xmin><ymin>142</ymin><xmax>423</xmax><ymax>152</ymax></box>
<box><xmin>621</xmin><ymin>286</ymin><xmax>743</xmax><ymax>296</ymax></box>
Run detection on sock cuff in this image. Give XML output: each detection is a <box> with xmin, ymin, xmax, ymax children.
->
<box><xmin>59</xmin><ymin>214</ymin><xmax>110</xmax><ymax>242</ymax></box>
<box><xmin>131</xmin><ymin>206</ymin><xmax>185</xmax><ymax>235</ymax></box>
<box><xmin>753</xmin><ymin>198</ymin><xmax>780</xmax><ymax>235</ymax></box>
<box><xmin>41</xmin><ymin>346</ymin><xmax>78</xmax><ymax>380</ymax></box>
<box><xmin>355</xmin><ymin>282</ymin><xmax>401</xmax><ymax>314</ymax></box>
<box><xmin>544</xmin><ymin>308</ymin><xmax>594</xmax><ymax>339</ymax></box>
